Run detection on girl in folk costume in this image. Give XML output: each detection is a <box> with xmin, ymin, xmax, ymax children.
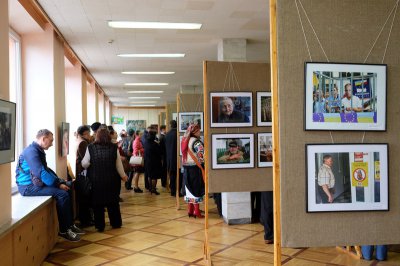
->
<box><xmin>181</xmin><ymin>123</ymin><xmax>205</xmax><ymax>218</ymax></box>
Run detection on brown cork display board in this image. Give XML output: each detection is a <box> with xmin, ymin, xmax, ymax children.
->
<box><xmin>203</xmin><ymin>61</ymin><xmax>272</xmax><ymax>193</ymax></box>
<box><xmin>278</xmin><ymin>0</ymin><xmax>400</xmax><ymax>247</ymax></box>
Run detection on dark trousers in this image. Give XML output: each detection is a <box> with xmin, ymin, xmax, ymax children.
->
<box><xmin>161</xmin><ymin>159</ymin><xmax>167</xmax><ymax>187</ymax></box>
<box><xmin>260</xmin><ymin>191</ymin><xmax>273</xmax><ymax>241</ymax></box>
<box><xmin>318</xmin><ymin>186</ymin><xmax>333</xmax><ymax>203</ymax></box>
<box><xmin>251</xmin><ymin>192</ymin><xmax>261</xmax><ymax>223</ymax></box>
<box><xmin>213</xmin><ymin>193</ymin><xmax>222</xmax><ymax>216</ymax></box>
<box><xmin>76</xmin><ymin>190</ymin><xmax>92</xmax><ymax>226</ymax></box>
<box><xmin>169</xmin><ymin>169</ymin><xmax>182</xmax><ymax>196</ymax></box>
<box><xmin>18</xmin><ymin>184</ymin><xmax>72</xmax><ymax>232</ymax></box>
<box><xmin>93</xmin><ymin>201</ymin><xmax>122</xmax><ymax>230</ymax></box>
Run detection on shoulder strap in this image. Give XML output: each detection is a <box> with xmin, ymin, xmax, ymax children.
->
<box><xmin>187</xmin><ymin>149</ymin><xmax>205</xmax><ymax>183</ymax></box>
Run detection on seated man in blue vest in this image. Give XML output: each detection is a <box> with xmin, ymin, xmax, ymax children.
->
<box><xmin>16</xmin><ymin>129</ymin><xmax>83</xmax><ymax>242</ymax></box>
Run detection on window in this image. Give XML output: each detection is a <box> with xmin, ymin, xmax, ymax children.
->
<box><xmin>9</xmin><ymin>28</ymin><xmax>23</xmax><ymax>193</ymax></box>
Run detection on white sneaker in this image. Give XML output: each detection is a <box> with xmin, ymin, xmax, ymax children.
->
<box><xmin>59</xmin><ymin>229</ymin><xmax>81</xmax><ymax>242</ymax></box>
<box><xmin>70</xmin><ymin>224</ymin><xmax>85</xmax><ymax>235</ymax></box>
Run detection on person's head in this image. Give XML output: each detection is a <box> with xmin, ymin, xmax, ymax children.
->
<box><xmin>220</xmin><ymin>97</ymin><xmax>234</xmax><ymax>116</ymax></box>
<box><xmin>147</xmin><ymin>130</ymin><xmax>157</xmax><ymax>141</ymax></box>
<box><xmin>36</xmin><ymin>129</ymin><xmax>54</xmax><ymax>150</ymax></box>
<box><xmin>185</xmin><ymin>123</ymin><xmax>201</xmax><ymax>138</ymax></box>
<box><xmin>160</xmin><ymin>125</ymin><xmax>166</xmax><ymax>133</ymax></box>
<box><xmin>128</xmin><ymin>128</ymin><xmax>135</xmax><ymax>137</ymax></box>
<box><xmin>170</xmin><ymin>120</ymin><xmax>177</xmax><ymax>129</ymax></box>
<box><xmin>77</xmin><ymin>125</ymin><xmax>91</xmax><ymax>141</ymax></box>
<box><xmin>135</xmin><ymin>130</ymin><xmax>143</xmax><ymax>138</ymax></box>
<box><xmin>344</xmin><ymin>84</ymin><xmax>352</xmax><ymax>98</ymax></box>
<box><xmin>332</xmin><ymin>85</ymin><xmax>338</xmax><ymax>97</ymax></box>
<box><xmin>119</xmin><ymin>129</ymin><xmax>127</xmax><ymax>138</ymax></box>
<box><xmin>94</xmin><ymin>127</ymin><xmax>111</xmax><ymax>144</ymax></box>
<box><xmin>228</xmin><ymin>140</ymin><xmax>239</xmax><ymax>154</ymax></box>
<box><xmin>90</xmin><ymin>122</ymin><xmax>101</xmax><ymax>133</ymax></box>
<box><xmin>323</xmin><ymin>154</ymin><xmax>333</xmax><ymax>167</ymax></box>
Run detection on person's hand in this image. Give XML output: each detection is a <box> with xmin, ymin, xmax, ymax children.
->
<box><xmin>328</xmin><ymin>194</ymin><xmax>333</xmax><ymax>203</ymax></box>
<box><xmin>59</xmin><ymin>184</ymin><xmax>70</xmax><ymax>191</ymax></box>
<box><xmin>230</xmin><ymin>154</ymin><xmax>242</xmax><ymax>160</ymax></box>
<box><xmin>122</xmin><ymin>175</ymin><xmax>128</xmax><ymax>182</ymax></box>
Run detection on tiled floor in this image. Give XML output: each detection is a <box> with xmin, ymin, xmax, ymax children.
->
<box><xmin>43</xmin><ymin>180</ymin><xmax>400</xmax><ymax>265</ymax></box>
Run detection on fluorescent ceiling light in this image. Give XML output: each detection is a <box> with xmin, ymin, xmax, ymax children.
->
<box><xmin>108</xmin><ymin>21</ymin><xmax>202</xmax><ymax>30</ymax></box>
<box><xmin>125</xmin><ymin>83</ymin><xmax>168</xmax><ymax>86</ymax></box>
<box><xmin>127</xmin><ymin>91</ymin><xmax>164</xmax><ymax>93</ymax></box>
<box><xmin>130</xmin><ymin>104</ymin><xmax>156</xmax><ymax>107</ymax></box>
<box><xmin>118</xmin><ymin>54</ymin><xmax>185</xmax><ymax>58</ymax></box>
<box><xmin>122</xmin><ymin>71</ymin><xmax>175</xmax><ymax>75</ymax></box>
<box><xmin>128</xmin><ymin>96</ymin><xmax>161</xmax><ymax>99</ymax></box>
<box><xmin>129</xmin><ymin>101</ymin><xmax>157</xmax><ymax>104</ymax></box>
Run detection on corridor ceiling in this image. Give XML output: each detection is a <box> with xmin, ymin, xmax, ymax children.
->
<box><xmin>37</xmin><ymin>0</ymin><xmax>268</xmax><ymax>106</ymax></box>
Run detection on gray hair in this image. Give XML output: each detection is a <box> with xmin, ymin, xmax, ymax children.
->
<box><xmin>219</xmin><ymin>97</ymin><xmax>233</xmax><ymax>108</ymax></box>
<box><xmin>36</xmin><ymin>129</ymin><xmax>53</xmax><ymax>139</ymax></box>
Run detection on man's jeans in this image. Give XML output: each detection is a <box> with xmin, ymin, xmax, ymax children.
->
<box><xmin>18</xmin><ymin>184</ymin><xmax>72</xmax><ymax>232</ymax></box>
<box><xmin>361</xmin><ymin>245</ymin><xmax>388</xmax><ymax>261</ymax></box>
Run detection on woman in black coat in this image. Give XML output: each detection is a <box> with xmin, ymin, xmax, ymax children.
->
<box><xmin>81</xmin><ymin>127</ymin><xmax>128</xmax><ymax>232</ymax></box>
<box><xmin>144</xmin><ymin>130</ymin><xmax>162</xmax><ymax>195</ymax></box>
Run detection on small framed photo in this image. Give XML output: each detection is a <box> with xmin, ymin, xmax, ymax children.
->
<box><xmin>210</xmin><ymin>92</ymin><xmax>252</xmax><ymax>127</ymax></box>
<box><xmin>258</xmin><ymin>133</ymin><xmax>272</xmax><ymax>167</ymax></box>
<box><xmin>305</xmin><ymin>62</ymin><xmax>387</xmax><ymax>131</ymax></box>
<box><xmin>0</xmin><ymin>99</ymin><xmax>16</xmax><ymax>164</ymax></box>
<box><xmin>126</xmin><ymin>120</ymin><xmax>146</xmax><ymax>132</ymax></box>
<box><xmin>61</xmin><ymin>122</ymin><xmax>70</xmax><ymax>157</ymax></box>
<box><xmin>257</xmin><ymin>92</ymin><xmax>272</xmax><ymax>126</ymax></box>
<box><xmin>306</xmin><ymin>143</ymin><xmax>388</xmax><ymax>212</ymax></box>
<box><xmin>178</xmin><ymin>112</ymin><xmax>204</xmax><ymax>133</ymax></box>
<box><xmin>212</xmin><ymin>134</ymin><xmax>254</xmax><ymax>169</ymax></box>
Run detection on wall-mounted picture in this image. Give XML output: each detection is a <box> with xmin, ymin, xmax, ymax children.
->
<box><xmin>179</xmin><ymin>135</ymin><xmax>204</xmax><ymax>156</ymax></box>
<box><xmin>257</xmin><ymin>92</ymin><xmax>272</xmax><ymax>126</ymax></box>
<box><xmin>306</xmin><ymin>144</ymin><xmax>388</xmax><ymax>212</ymax></box>
<box><xmin>126</xmin><ymin>120</ymin><xmax>146</xmax><ymax>133</ymax></box>
<box><xmin>61</xmin><ymin>122</ymin><xmax>70</xmax><ymax>157</ymax></box>
<box><xmin>172</xmin><ymin>112</ymin><xmax>177</xmax><ymax>122</ymax></box>
<box><xmin>258</xmin><ymin>133</ymin><xmax>272</xmax><ymax>167</ymax></box>
<box><xmin>212</xmin><ymin>134</ymin><xmax>254</xmax><ymax>169</ymax></box>
<box><xmin>178</xmin><ymin>112</ymin><xmax>204</xmax><ymax>133</ymax></box>
<box><xmin>305</xmin><ymin>62</ymin><xmax>387</xmax><ymax>131</ymax></box>
<box><xmin>111</xmin><ymin>115</ymin><xmax>124</xmax><ymax>125</ymax></box>
<box><xmin>0</xmin><ymin>99</ymin><xmax>16</xmax><ymax>164</ymax></box>
<box><xmin>210</xmin><ymin>92</ymin><xmax>252</xmax><ymax>127</ymax></box>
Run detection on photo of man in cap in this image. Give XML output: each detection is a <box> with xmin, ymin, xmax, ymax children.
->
<box><xmin>217</xmin><ymin>139</ymin><xmax>244</xmax><ymax>163</ymax></box>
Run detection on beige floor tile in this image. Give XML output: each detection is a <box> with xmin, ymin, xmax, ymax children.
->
<box><xmin>185</xmin><ymin>225</ymin><xmax>257</xmax><ymax>245</ymax></box>
<box><xmin>81</xmin><ymin>232</ymin><xmax>114</xmax><ymax>242</ymax></box>
<box><xmin>64</xmin><ymin>255</ymin><xmax>108</xmax><ymax>266</ymax></box>
<box><xmin>213</xmin><ymin>247</ymin><xmax>281</xmax><ymax>264</ymax></box>
<box><xmin>46</xmin><ymin>250</ymin><xmax>87</xmax><ymax>264</ymax></box>
<box><xmin>121</xmin><ymin>205</ymin><xmax>162</xmax><ymax>215</ymax></box>
<box><xmin>142</xmin><ymin>220</ymin><xmax>203</xmax><ymax>237</ymax></box>
<box><xmin>70</xmin><ymin>243</ymin><xmax>111</xmax><ymax>255</ymax></box>
<box><xmin>283</xmin><ymin>258</ymin><xmax>328</xmax><ymax>266</ymax></box>
<box><xmin>123</xmin><ymin>215</ymin><xmax>170</xmax><ymax>229</ymax></box>
<box><xmin>115</xmin><ymin>231</ymin><xmax>176</xmax><ymax>251</ymax></box>
<box><xmin>103</xmin><ymin>253</ymin><xmax>185</xmax><ymax>266</ymax></box>
<box><xmin>41</xmin><ymin>263</ymin><xmax>58</xmax><ymax>266</ymax></box>
<box><xmin>104</xmin><ymin>226</ymin><xmax>136</xmax><ymax>236</ymax></box>
<box><xmin>296</xmin><ymin>249</ymin><xmax>343</xmax><ymax>263</ymax></box>
<box><xmin>91</xmin><ymin>247</ymin><xmax>134</xmax><ymax>260</ymax></box>
<box><xmin>228</xmin><ymin>222</ymin><xmax>265</xmax><ymax>232</ymax></box>
<box><xmin>141</xmin><ymin>207</ymin><xmax>189</xmax><ymax>219</ymax></box>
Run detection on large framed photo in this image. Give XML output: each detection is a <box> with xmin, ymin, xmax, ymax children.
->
<box><xmin>0</xmin><ymin>99</ymin><xmax>16</xmax><ymax>164</ymax></box>
<box><xmin>258</xmin><ymin>133</ymin><xmax>272</xmax><ymax>167</ymax></box>
<box><xmin>305</xmin><ymin>62</ymin><xmax>387</xmax><ymax>131</ymax></box>
<box><xmin>126</xmin><ymin>120</ymin><xmax>146</xmax><ymax>132</ymax></box>
<box><xmin>178</xmin><ymin>112</ymin><xmax>204</xmax><ymax>133</ymax></box>
<box><xmin>210</xmin><ymin>92</ymin><xmax>252</xmax><ymax>127</ymax></box>
<box><xmin>60</xmin><ymin>122</ymin><xmax>70</xmax><ymax>157</ymax></box>
<box><xmin>212</xmin><ymin>134</ymin><xmax>254</xmax><ymax>169</ymax></box>
<box><xmin>257</xmin><ymin>92</ymin><xmax>272</xmax><ymax>126</ymax></box>
<box><xmin>306</xmin><ymin>144</ymin><xmax>388</xmax><ymax>212</ymax></box>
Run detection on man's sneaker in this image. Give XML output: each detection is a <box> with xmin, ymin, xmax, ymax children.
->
<box><xmin>70</xmin><ymin>224</ymin><xmax>85</xmax><ymax>235</ymax></box>
<box><xmin>59</xmin><ymin>229</ymin><xmax>81</xmax><ymax>242</ymax></box>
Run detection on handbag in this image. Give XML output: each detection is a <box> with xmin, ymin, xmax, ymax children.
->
<box><xmin>75</xmin><ymin>170</ymin><xmax>92</xmax><ymax>196</ymax></box>
<box><xmin>129</xmin><ymin>151</ymin><xmax>144</xmax><ymax>166</ymax></box>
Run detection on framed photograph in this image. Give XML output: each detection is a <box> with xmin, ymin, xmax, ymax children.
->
<box><xmin>61</xmin><ymin>122</ymin><xmax>70</xmax><ymax>157</ymax></box>
<box><xmin>111</xmin><ymin>115</ymin><xmax>124</xmax><ymax>125</ymax></box>
<box><xmin>172</xmin><ymin>112</ymin><xmax>177</xmax><ymax>122</ymax></box>
<box><xmin>306</xmin><ymin>143</ymin><xmax>388</xmax><ymax>212</ymax></box>
<box><xmin>126</xmin><ymin>120</ymin><xmax>146</xmax><ymax>132</ymax></box>
<box><xmin>0</xmin><ymin>99</ymin><xmax>16</xmax><ymax>164</ymax></box>
<box><xmin>305</xmin><ymin>62</ymin><xmax>387</xmax><ymax>131</ymax></box>
<box><xmin>258</xmin><ymin>133</ymin><xmax>272</xmax><ymax>167</ymax></box>
<box><xmin>178</xmin><ymin>112</ymin><xmax>204</xmax><ymax>133</ymax></box>
<box><xmin>212</xmin><ymin>134</ymin><xmax>254</xmax><ymax>169</ymax></box>
<box><xmin>210</xmin><ymin>92</ymin><xmax>252</xmax><ymax>127</ymax></box>
<box><xmin>179</xmin><ymin>135</ymin><xmax>204</xmax><ymax>156</ymax></box>
<box><xmin>257</xmin><ymin>92</ymin><xmax>272</xmax><ymax>126</ymax></box>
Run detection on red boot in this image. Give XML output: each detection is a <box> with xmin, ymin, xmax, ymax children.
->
<box><xmin>187</xmin><ymin>203</ymin><xmax>194</xmax><ymax>218</ymax></box>
<box><xmin>193</xmin><ymin>203</ymin><xmax>204</xmax><ymax>219</ymax></box>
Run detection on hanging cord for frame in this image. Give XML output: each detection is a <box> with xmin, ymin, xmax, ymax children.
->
<box><xmin>361</xmin><ymin>132</ymin><xmax>366</xmax><ymax>143</ymax></box>
<box><xmin>295</xmin><ymin>0</ymin><xmax>312</xmax><ymax>62</ymax></box>
<box><xmin>329</xmin><ymin>131</ymin><xmax>334</xmax><ymax>144</ymax></box>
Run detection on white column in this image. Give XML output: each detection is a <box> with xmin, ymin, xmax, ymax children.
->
<box><xmin>218</xmin><ymin>38</ymin><xmax>252</xmax><ymax>224</ymax></box>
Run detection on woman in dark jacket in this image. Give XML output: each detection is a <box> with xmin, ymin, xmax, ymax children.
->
<box><xmin>144</xmin><ymin>130</ymin><xmax>162</xmax><ymax>195</ymax></box>
<box><xmin>81</xmin><ymin>127</ymin><xmax>128</xmax><ymax>232</ymax></box>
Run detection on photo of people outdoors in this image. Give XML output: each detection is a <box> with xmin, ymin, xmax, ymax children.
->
<box><xmin>126</xmin><ymin>120</ymin><xmax>146</xmax><ymax>133</ymax></box>
<box><xmin>178</xmin><ymin>112</ymin><xmax>203</xmax><ymax>132</ymax></box>
<box><xmin>210</xmin><ymin>92</ymin><xmax>252</xmax><ymax>127</ymax></box>
<box><xmin>257</xmin><ymin>92</ymin><xmax>272</xmax><ymax>126</ymax></box>
<box><xmin>305</xmin><ymin>63</ymin><xmax>386</xmax><ymax>131</ymax></box>
<box><xmin>258</xmin><ymin>133</ymin><xmax>272</xmax><ymax>167</ymax></box>
<box><xmin>212</xmin><ymin>134</ymin><xmax>254</xmax><ymax>169</ymax></box>
<box><xmin>307</xmin><ymin>144</ymin><xmax>388</xmax><ymax>212</ymax></box>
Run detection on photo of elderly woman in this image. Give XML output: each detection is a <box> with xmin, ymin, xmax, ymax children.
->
<box><xmin>210</xmin><ymin>92</ymin><xmax>252</xmax><ymax>127</ymax></box>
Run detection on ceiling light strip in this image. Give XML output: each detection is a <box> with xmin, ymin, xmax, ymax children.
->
<box><xmin>108</xmin><ymin>21</ymin><xmax>202</xmax><ymax>30</ymax></box>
